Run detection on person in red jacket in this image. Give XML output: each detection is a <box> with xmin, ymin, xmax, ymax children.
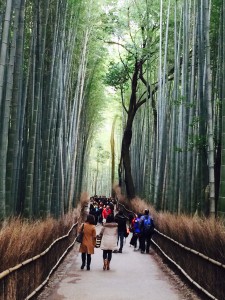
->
<box><xmin>102</xmin><ymin>205</ymin><xmax>112</xmax><ymax>223</ymax></box>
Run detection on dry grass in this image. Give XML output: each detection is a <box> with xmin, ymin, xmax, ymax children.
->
<box><xmin>114</xmin><ymin>186</ymin><xmax>127</xmax><ymax>205</ymax></box>
<box><xmin>121</xmin><ymin>195</ymin><xmax>225</xmax><ymax>264</ymax></box>
<box><xmin>1</xmin><ymin>192</ymin><xmax>224</xmax><ymax>282</ymax></box>
<box><xmin>130</xmin><ymin>197</ymin><xmax>157</xmax><ymax>215</ymax></box>
<box><xmin>79</xmin><ymin>191</ymin><xmax>89</xmax><ymax>208</ymax></box>
<box><xmin>154</xmin><ymin>212</ymin><xmax>225</xmax><ymax>263</ymax></box>
<box><xmin>0</xmin><ymin>209</ymin><xmax>78</xmax><ymax>273</ymax></box>
<box><xmin>120</xmin><ymin>195</ymin><xmax>225</xmax><ymax>299</ymax></box>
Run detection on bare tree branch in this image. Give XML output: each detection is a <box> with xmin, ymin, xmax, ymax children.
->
<box><xmin>103</xmin><ymin>40</ymin><xmax>134</xmax><ymax>56</ymax></box>
<box><xmin>120</xmin><ymin>85</ymin><xmax>128</xmax><ymax>114</ymax></box>
<box><xmin>135</xmin><ymin>55</ymin><xmax>184</xmax><ymax>112</ymax></box>
<box><xmin>127</xmin><ymin>7</ymin><xmax>138</xmax><ymax>56</ymax></box>
<box><xmin>118</xmin><ymin>47</ymin><xmax>132</xmax><ymax>81</ymax></box>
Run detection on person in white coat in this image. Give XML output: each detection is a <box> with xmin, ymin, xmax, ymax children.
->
<box><xmin>99</xmin><ymin>214</ymin><xmax>118</xmax><ymax>270</ymax></box>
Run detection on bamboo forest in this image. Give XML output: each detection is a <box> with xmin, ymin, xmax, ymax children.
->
<box><xmin>0</xmin><ymin>0</ymin><xmax>225</xmax><ymax>220</ymax></box>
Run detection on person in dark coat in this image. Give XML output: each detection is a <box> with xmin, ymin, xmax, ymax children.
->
<box><xmin>114</xmin><ymin>209</ymin><xmax>127</xmax><ymax>253</ymax></box>
<box><xmin>139</xmin><ymin>209</ymin><xmax>155</xmax><ymax>254</ymax></box>
<box><xmin>109</xmin><ymin>201</ymin><xmax>114</xmax><ymax>214</ymax></box>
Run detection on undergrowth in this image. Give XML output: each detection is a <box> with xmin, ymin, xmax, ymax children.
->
<box><xmin>1</xmin><ymin>190</ymin><xmax>224</xmax><ymax>279</ymax></box>
<box><xmin>0</xmin><ymin>210</ymin><xmax>78</xmax><ymax>273</ymax></box>
<box><xmin>117</xmin><ymin>193</ymin><xmax>225</xmax><ymax>265</ymax></box>
<box><xmin>0</xmin><ymin>192</ymin><xmax>90</xmax><ymax>273</ymax></box>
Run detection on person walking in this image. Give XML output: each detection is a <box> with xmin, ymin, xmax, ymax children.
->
<box><xmin>114</xmin><ymin>209</ymin><xmax>127</xmax><ymax>253</ymax></box>
<box><xmin>99</xmin><ymin>214</ymin><xmax>118</xmax><ymax>270</ymax></box>
<box><xmin>78</xmin><ymin>214</ymin><xmax>96</xmax><ymax>270</ymax></box>
<box><xmin>130</xmin><ymin>213</ymin><xmax>142</xmax><ymax>249</ymax></box>
<box><xmin>109</xmin><ymin>201</ymin><xmax>114</xmax><ymax>214</ymax></box>
<box><xmin>102</xmin><ymin>205</ymin><xmax>112</xmax><ymax>223</ymax></box>
<box><xmin>98</xmin><ymin>202</ymin><xmax>103</xmax><ymax>224</ymax></box>
<box><xmin>139</xmin><ymin>209</ymin><xmax>155</xmax><ymax>254</ymax></box>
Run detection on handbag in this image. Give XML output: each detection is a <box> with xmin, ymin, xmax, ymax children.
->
<box><xmin>76</xmin><ymin>223</ymin><xmax>84</xmax><ymax>243</ymax></box>
<box><xmin>95</xmin><ymin>234</ymin><xmax>102</xmax><ymax>248</ymax></box>
<box><xmin>124</xmin><ymin>227</ymin><xmax>129</xmax><ymax>238</ymax></box>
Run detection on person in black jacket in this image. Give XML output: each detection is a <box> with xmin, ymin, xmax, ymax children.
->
<box><xmin>114</xmin><ymin>210</ymin><xmax>127</xmax><ymax>253</ymax></box>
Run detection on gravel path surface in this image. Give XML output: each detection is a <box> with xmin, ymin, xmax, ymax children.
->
<box><xmin>37</xmin><ymin>226</ymin><xmax>202</xmax><ymax>300</ymax></box>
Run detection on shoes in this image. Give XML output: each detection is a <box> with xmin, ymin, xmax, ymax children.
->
<box><xmin>118</xmin><ymin>249</ymin><xmax>122</xmax><ymax>253</ymax></box>
<box><xmin>87</xmin><ymin>266</ymin><xmax>90</xmax><ymax>270</ymax></box>
<box><xmin>113</xmin><ymin>249</ymin><xmax>118</xmax><ymax>253</ymax></box>
<box><xmin>81</xmin><ymin>263</ymin><xmax>85</xmax><ymax>269</ymax></box>
<box><xmin>107</xmin><ymin>260</ymin><xmax>110</xmax><ymax>270</ymax></box>
<box><xmin>141</xmin><ymin>250</ymin><xmax>145</xmax><ymax>254</ymax></box>
<box><xmin>103</xmin><ymin>259</ymin><xmax>107</xmax><ymax>270</ymax></box>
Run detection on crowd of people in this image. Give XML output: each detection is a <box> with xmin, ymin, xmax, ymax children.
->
<box><xmin>77</xmin><ymin>195</ymin><xmax>155</xmax><ymax>271</ymax></box>
<box><xmin>88</xmin><ymin>195</ymin><xmax>116</xmax><ymax>225</ymax></box>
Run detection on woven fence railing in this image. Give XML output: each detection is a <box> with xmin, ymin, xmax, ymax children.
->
<box><xmin>152</xmin><ymin>230</ymin><xmax>224</xmax><ymax>300</ymax></box>
<box><xmin>118</xmin><ymin>201</ymin><xmax>224</xmax><ymax>300</ymax></box>
<box><xmin>0</xmin><ymin>222</ymin><xmax>78</xmax><ymax>300</ymax></box>
<box><xmin>3</xmin><ymin>200</ymin><xmax>223</xmax><ymax>299</ymax></box>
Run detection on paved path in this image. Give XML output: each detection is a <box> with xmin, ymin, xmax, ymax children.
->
<box><xmin>37</xmin><ymin>225</ymin><xmax>200</xmax><ymax>300</ymax></box>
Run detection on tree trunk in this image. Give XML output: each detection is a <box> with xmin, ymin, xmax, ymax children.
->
<box><xmin>121</xmin><ymin>126</ymin><xmax>135</xmax><ymax>199</ymax></box>
<box><xmin>218</xmin><ymin>0</ymin><xmax>225</xmax><ymax>216</ymax></box>
<box><xmin>205</xmin><ymin>0</ymin><xmax>215</xmax><ymax>217</ymax></box>
<box><xmin>119</xmin><ymin>58</ymin><xmax>142</xmax><ymax>199</ymax></box>
<box><xmin>0</xmin><ymin>0</ymin><xmax>13</xmax><ymax>219</ymax></box>
<box><xmin>6</xmin><ymin>0</ymin><xmax>25</xmax><ymax>216</ymax></box>
<box><xmin>110</xmin><ymin>116</ymin><xmax>117</xmax><ymax>198</ymax></box>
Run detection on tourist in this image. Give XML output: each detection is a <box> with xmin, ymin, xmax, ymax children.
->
<box><xmin>139</xmin><ymin>209</ymin><xmax>155</xmax><ymax>254</ymax></box>
<box><xmin>79</xmin><ymin>214</ymin><xmax>96</xmax><ymax>270</ymax></box>
<box><xmin>102</xmin><ymin>205</ymin><xmax>112</xmax><ymax>223</ymax></box>
<box><xmin>130</xmin><ymin>213</ymin><xmax>142</xmax><ymax>249</ymax></box>
<box><xmin>114</xmin><ymin>209</ymin><xmax>127</xmax><ymax>253</ymax></box>
<box><xmin>99</xmin><ymin>214</ymin><xmax>118</xmax><ymax>270</ymax></box>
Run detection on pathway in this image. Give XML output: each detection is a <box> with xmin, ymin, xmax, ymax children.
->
<box><xmin>37</xmin><ymin>226</ymin><xmax>201</xmax><ymax>300</ymax></box>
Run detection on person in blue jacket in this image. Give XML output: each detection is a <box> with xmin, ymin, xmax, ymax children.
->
<box><xmin>130</xmin><ymin>213</ymin><xmax>142</xmax><ymax>249</ymax></box>
<box><xmin>139</xmin><ymin>209</ymin><xmax>155</xmax><ymax>254</ymax></box>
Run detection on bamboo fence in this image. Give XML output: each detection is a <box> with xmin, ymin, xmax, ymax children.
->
<box><xmin>0</xmin><ymin>201</ymin><xmax>224</xmax><ymax>299</ymax></box>
<box><xmin>0</xmin><ymin>223</ymin><xmax>78</xmax><ymax>300</ymax></box>
<box><xmin>118</xmin><ymin>201</ymin><xmax>224</xmax><ymax>300</ymax></box>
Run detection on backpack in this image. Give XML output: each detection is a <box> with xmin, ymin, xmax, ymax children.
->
<box><xmin>143</xmin><ymin>217</ymin><xmax>154</xmax><ymax>235</ymax></box>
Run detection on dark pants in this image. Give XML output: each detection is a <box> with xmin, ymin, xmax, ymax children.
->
<box><xmin>118</xmin><ymin>231</ymin><xmax>124</xmax><ymax>250</ymax></box>
<box><xmin>130</xmin><ymin>233</ymin><xmax>139</xmax><ymax>248</ymax></box>
<box><xmin>139</xmin><ymin>234</ymin><xmax>152</xmax><ymax>253</ymax></box>
<box><xmin>81</xmin><ymin>253</ymin><xmax>91</xmax><ymax>266</ymax></box>
<box><xmin>103</xmin><ymin>250</ymin><xmax>112</xmax><ymax>261</ymax></box>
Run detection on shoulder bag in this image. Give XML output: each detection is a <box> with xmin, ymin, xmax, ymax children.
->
<box><xmin>76</xmin><ymin>223</ymin><xmax>84</xmax><ymax>243</ymax></box>
<box><xmin>95</xmin><ymin>227</ymin><xmax>104</xmax><ymax>248</ymax></box>
<box><xmin>95</xmin><ymin>234</ymin><xmax>102</xmax><ymax>248</ymax></box>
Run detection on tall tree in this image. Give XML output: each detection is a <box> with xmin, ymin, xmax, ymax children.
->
<box><xmin>218</xmin><ymin>0</ymin><xmax>225</xmax><ymax>216</ymax></box>
<box><xmin>0</xmin><ymin>0</ymin><xmax>13</xmax><ymax>219</ymax></box>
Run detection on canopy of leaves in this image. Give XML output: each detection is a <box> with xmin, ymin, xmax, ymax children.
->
<box><xmin>104</xmin><ymin>60</ymin><xmax>132</xmax><ymax>89</ymax></box>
